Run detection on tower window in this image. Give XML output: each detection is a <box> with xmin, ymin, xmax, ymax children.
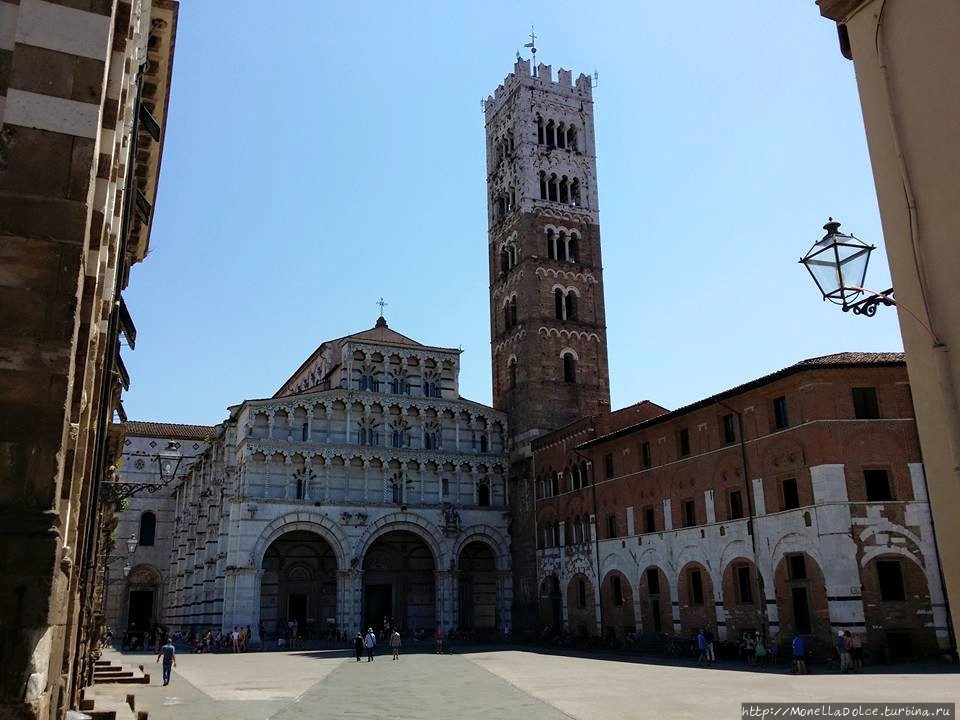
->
<box><xmin>301</xmin><ymin>422</ymin><xmax>309</xmax><ymax>442</ymax></box>
<box><xmin>566</xmin><ymin>126</ymin><xmax>578</xmax><ymax>151</ymax></box>
<box><xmin>559</xmin><ymin>176</ymin><xmax>569</xmax><ymax>204</ymax></box>
<box><xmin>606</xmin><ymin>514</ymin><xmax>617</xmax><ymax>539</ymax></box>
<box><xmin>537</xmin><ymin>116</ymin><xmax>544</xmax><ymax>145</ymax></box>
<box><xmin>570</xmin><ymin>178</ymin><xmax>581</xmax><ymax>206</ymax></box>
<box><xmin>295</xmin><ymin>477</ymin><xmax>305</xmax><ymax>500</ymax></box>
<box><xmin>556</xmin><ymin>124</ymin><xmax>566</xmax><ymax>149</ymax></box>
<box><xmin>548</xmin><ymin>174</ymin><xmax>558</xmax><ymax>202</ymax></box>
<box><xmin>557</xmin><ymin>233</ymin><xmax>568</xmax><ymax>261</ymax></box>
<box><xmin>478</xmin><ymin>482</ymin><xmax>490</xmax><ymax>506</ymax></box>
<box><xmin>546</xmin><ymin>228</ymin><xmax>556</xmax><ymax>259</ymax></box>
<box><xmin>678</xmin><ymin>428</ymin><xmax>690</xmax><ymax>456</ymax></box>
<box><xmin>539</xmin><ymin>171</ymin><xmax>547</xmax><ymax>201</ymax></box>
<box><xmin>568</xmin><ymin>234</ymin><xmax>578</xmax><ymax>263</ymax></box>
<box><xmin>682</xmin><ymin>499</ymin><xmax>696</xmax><ymax>527</ymax></box>
<box><xmin>641</xmin><ymin>441</ymin><xmax>652</xmax><ymax>468</ymax></box>
<box><xmin>508</xmin><ymin>358</ymin><xmax>517</xmax><ymax>389</ymax></box>
<box><xmin>564</xmin><ymin>292</ymin><xmax>577</xmax><ymax>321</ymax></box>
<box><xmin>604</xmin><ymin>453</ymin><xmax>614</xmax><ymax>479</ymax></box>
<box><xmin>562</xmin><ymin>353</ymin><xmax>576</xmax><ymax>383</ymax></box>
<box><xmin>546</xmin><ymin>120</ymin><xmax>556</xmax><ymax>148</ymax></box>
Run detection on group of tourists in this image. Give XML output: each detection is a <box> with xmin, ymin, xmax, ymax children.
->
<box><xmin>354</xmin><ymin>628</ymin><xmax>403</xmax><ymax>661</ymax></box>
<box><xmin>835</xmin><ymin>630</ymin><xmax>865</xmax><ymax>672</ymax></box>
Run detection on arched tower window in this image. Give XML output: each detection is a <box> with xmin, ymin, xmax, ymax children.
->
<box><xmin>537</xmin><ymin>115</ymin><xmax>544</xmax><ymax>145</ymax></box>
<box><xmin>567</xmin><ymin>125</ymin><xmax>578</xmax><ymax>151</ymax></box>
<box><xmin>508</xmin><ymin>357</ymin><xmax>517</xmax><ymax>389</ymax></box>
<box><xmin>478</xmin><ymin>481</ymin><xmax>491</xmax><ymax>507</ymax></box>
<box><xmin>557</xmin><ymin>123</ymin><xmax>566</xmax><ymax>149</ymax></box>
<box><xmin>301</xmin><ymin>422</ymin><xmax>309</xmax><ymax>442</ymax></box>
<box><xmin>559</xmin><ymin>176</ymin><xmax>569</xmax><ymax>204</ymax></box>
<box><xmin>548</xmin><ymin>174</ymin><xmax>558</xmax><ymax>202</ymax></box>
<box><xmin>568</xmin><ymin>234</ymin><xmax>579</xmax><ymax>263</ymax></box>
<box><xmin>557</xmin><ymin>232</ymin><xmax>568</xmax><ymax>261</ymax></box>
<box><xmin>546</xmin><ymin>120</ymin><xmax>556</xmax><ymax>148</ymax></box>
<box><xmin>564</xmin><ymin>292</ymin><xmax>578</xmax><ymax>321</ymax></box>
<box><xmin>138</xmin><ymin>511</ymin><xmax>156</xmax><ymax>547</ymax></box>
<box><xmin>571</xmin><ymin>178</ymin><xmax>581</xmax><ymax>206</ymax></box>
<box><xmin>554</xmin><ymin>289</ymin><xmax>564</xmax><ymax>320</ymax></box>
<box><xmin>539</xmin><ymin>171</ymin><xmax>547</xmax><ymax>200</ymax></box>
<box><xmin>547</xmin><ymin>229</ymin><xmax>556</xmax><ymax>259</ymax></box>
<box><xmin>562</xmin><ymin>352</ymin><xmax>577</xmax><ymax>383</ymax></box>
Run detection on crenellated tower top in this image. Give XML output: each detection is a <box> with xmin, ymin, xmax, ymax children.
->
<box><xmin>484</xmin><ymin>59</ymin><xmax>593</xmax><ymax>120</ymax></box>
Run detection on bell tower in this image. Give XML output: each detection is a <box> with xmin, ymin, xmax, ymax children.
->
<box><xmin>485</xmin><ymin>58</ymin><xmax>611</xmax><ymax>448</ymax></box>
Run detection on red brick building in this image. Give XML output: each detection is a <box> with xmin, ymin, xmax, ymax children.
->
<box><xmin>533</xmin><ymin>353</ymin><xmax>951</xmax><ymax>661</ymax></box>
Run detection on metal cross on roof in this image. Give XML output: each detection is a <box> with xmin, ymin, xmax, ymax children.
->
<box><xmin>377</xmin><ymin>298</ymin><xmax>388</xmax><ymax>315</ymax></box>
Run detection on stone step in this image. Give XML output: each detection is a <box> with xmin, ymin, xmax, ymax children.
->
<box><xmin>94</xmin><ymin>671</ymin><xmax>134</xmax><ymax>678</ymax></box>
<box><xmin>93</xmin><ymin>674</ymin><xmax>149</xmax><ymax>685</ymax></box>
<box><xmin>95</xmin><ymin>666</ymin><xmax>126</xmax><ymax>673</ymax></box>
<box><xmin>87</xmin><ymin>711</ymin><xmax>117</xmax><ymax>720</ymax></box>
<box><xmin>94</xmin><ymin>660</ymin><xmax>113</xmax><ymax>667</ymax></box>
<box><xmin>79</xmin><ymin>699</ymin><xmax>96</xmax><ymax>711</ymax></box>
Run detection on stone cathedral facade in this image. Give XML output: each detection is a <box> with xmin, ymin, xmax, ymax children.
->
<box><xmin>140</xmin><ymin>320</ymin><xmax>511</xmax><ymax>639</ymax></box>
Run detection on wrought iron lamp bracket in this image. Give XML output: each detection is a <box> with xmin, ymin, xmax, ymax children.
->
<box><xmin>842</xmin><ymin>287</ymin><xmax>895</xmax><ymax>317</ymax></box>
<box><xmin>99</xmin><ymin>481</ymin><xmax>164</xmax><ymax>503</ymax></box>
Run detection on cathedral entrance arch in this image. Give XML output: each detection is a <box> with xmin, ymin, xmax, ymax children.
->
<box><xmin>260</xmin><ymin>530</ymin><xmax>337</xmax><ymax>641</ymax></box>
<box><xmin>458</xmin><ymin>541</ymin><xmax>497</xmax><ymax>633</ymax></box>
<box><xmin>362</xmin><ymin>530</ymin><xmax>435</xmax><ymax>634</ymax></box>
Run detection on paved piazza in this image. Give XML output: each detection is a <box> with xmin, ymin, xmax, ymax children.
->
<box><xmin>92</xmin><ymin>648</ymin><xmax>958</xmax><ymax>720</ymax></box>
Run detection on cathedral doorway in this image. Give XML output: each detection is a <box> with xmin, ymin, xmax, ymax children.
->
<box><xmin>260</xmin><ymin>530</ymin><xmax>337</xmax><ymax>640</ymax></box>
<box><xmin>458</xmin><ymin>541</ymin><xmax>497</xmax><ymax>633</ymax></box>
<box><xmin>362</xmin><ymin>530</ymin><xmax>435</xmax><ymax>634</ymax></box>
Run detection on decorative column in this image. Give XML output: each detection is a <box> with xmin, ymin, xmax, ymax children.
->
<box><xmin>284</xmin><ymin>455</ymin><xmax>292</xmax><ymax>499</ymax></box>
<box><xmin>363</xmin><ymin>460</ymin><xmax>370</xmax><ymax>502</ymax></box>
<box><xmin>263</xmin><ymin>454</ymin><xmax>271</xmax><ymax>498</ymax></box>
<box><xmin>267</xmin><ymin>412</ymin><xmax>275</xmax><ymax>440</ymax></box>
<box><xmin>304</xmin><ymin>456</ymin><xmax>313</xmax><ymax>501</ymax></box>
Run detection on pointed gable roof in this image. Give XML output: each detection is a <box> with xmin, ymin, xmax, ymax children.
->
<box><xmin>339</xmin><ymin>316</ymin><xmax>426</xmax><ymax>349</ymax></box>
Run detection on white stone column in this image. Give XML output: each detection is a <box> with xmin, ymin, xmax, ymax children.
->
<box><xmin>704</xmin><ymin>490</ymin><xmax>716</xmax><ymax>524</ymax></box>
<box><xmin>662</xmin><ymin>499</ymin><xmax>673</xmax><ymax>530</ymax></box>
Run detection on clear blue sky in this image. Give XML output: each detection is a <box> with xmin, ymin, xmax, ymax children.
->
<box><xmin>121</xmin><ymin>1</ymin><xmax>902</xmax><ymax>426</ymax></box>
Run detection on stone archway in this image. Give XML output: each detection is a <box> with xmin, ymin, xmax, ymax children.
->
<box><xmin>123</xmin><ymin>564</ymin><xmax>161</xmax><ymax>650</ymax></box>
<box><xmin>260</xmin><ymin>529</ymin><xmax>338</xmax><ymax>641</ymax></box>
<box><xmin>362</xmin><ymin>530</ymin><xmax>436</xmax><ymax>634</ymax></box>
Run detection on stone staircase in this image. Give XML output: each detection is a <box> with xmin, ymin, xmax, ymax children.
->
<box><xmin>92</xmin><ymin>659</ymin><xmax>150</xmax><ymax>685</ymax></box>
<box><xmin>77</xmin><ymin>686</ymin><xmax>146</xmax><ymax>720</ymax></box>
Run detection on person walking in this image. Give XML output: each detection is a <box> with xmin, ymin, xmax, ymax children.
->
<box><xmin>792</xmin><ymin>633</ymin><xmax>807</xmax><ymax>675</ymax></box>
<box><xmin>231</xmin><ymin>627</ymin><xmax>240</xmax><ymax>653</ymax></box>
<box><xmin>354</xmin><ymin>632</ymin><xmax>364</xmax><ymax>662</ymax></box>
<box><xmin>435</xmin><ymin>625</ymin><xmax>444</xmax><ymax>654</ymax></box>
<box><xmin>696</xmin><ymin>629</ymin><xmax>708</xmax><ymax>666</ymax></box>
<box><xmin>390</xmin><ymin>629</ymin><xmax>402</xmax><ymax>660</ymax></box>
<box><xmin>705</xmin><ymin>628</ymin><xmax>715</xmax><ymax>663</ymax></box>
<box><xmin>363</xmin><ymin>627</ymin><xmax>377</xmax><ymax>661</ymax></box>
<box><xmin>156</xmin><ymin>638</ymin><xmax>177</xmax><ymax>687</ymax></box>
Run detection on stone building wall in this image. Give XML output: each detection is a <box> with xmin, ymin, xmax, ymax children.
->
<box><xmin>0</xmin><ymin>2</ymin><xmax>178</xmax><ymax>718</ymax></box>
<box><xmin>533</xmin><ymin>354</ymin><xmax>952</xmax><ymax>660</ymax></box>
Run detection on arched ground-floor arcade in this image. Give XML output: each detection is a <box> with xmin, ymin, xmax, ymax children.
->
<box><xmin>193</xmin><ymin>508</ymin><xmax>513</xmax><ymax>642</ymax></box>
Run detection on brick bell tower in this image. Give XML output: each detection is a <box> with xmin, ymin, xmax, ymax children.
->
<box><xmin>485</xmin><ymin>57</ymin><xmax>611</xmax><ymax>449</ymax></box>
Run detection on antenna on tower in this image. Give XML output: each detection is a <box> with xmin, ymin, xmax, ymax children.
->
<box><xmin>523</xmin><ymin>25</ymin><xmax>537</xmax><ymax>76</ymax></box>
<box><xmin>592</xmin><ymin>71</ymin><xmax>599</xmax><ymax>88</ymax></box>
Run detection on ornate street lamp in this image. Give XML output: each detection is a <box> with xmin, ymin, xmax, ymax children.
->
<box><xmin>122</xmin><ymin>562</ymin><xmax>132</xmax><ymax>578</ymax></box>
<box><xmin>100</xmin><ymin>440</ymin><xmax>184</xmax><ymax>503</ymax></box>
<box><xmin>125</xmin><ymin>533</ymin><xmax>138</xmax><ymax>554</ymax></box>
<box><xmin>799</xmin><ymin>218</ymin><xmax>894</xmax><ymax>316</ymax></box>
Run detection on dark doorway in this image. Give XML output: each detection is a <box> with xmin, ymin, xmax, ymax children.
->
<box><xmin>364</xmin><ymin>584</ymin><xmax>392</xmax><ymax>632</ymax></box>
<box><xmin>650</xmin><ymin>599</ymin><xmax>662</xmax><ymax>633</ymax></box>
<box><xmin>288</xmin><ymin>593</ymin><xmax>308</xmax><ymax>630</ymax></box>
<box><xmin>128</xmin><ymin>590</ymin><xmax>154</xmax><ymax>630</ymax></box>
<box><xmin>791</xmin><ymin>587</ymin><xmax>812</xmax><ymax>635</ymax></box>
<box><xmin>458</xmin><ymin>542</ymin><xmax>497</xmax><ymax>631</ymax></box>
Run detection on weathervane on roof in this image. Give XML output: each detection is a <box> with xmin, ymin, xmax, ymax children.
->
<box><xmin>377</xmin><ymin>297</ymin><xmax>388</xmax><ymax>316</ymax></box>
<box><xmin>524</xmin><ymin>25</ymin><xmax>537</xmax><ymax>76</ymax></box>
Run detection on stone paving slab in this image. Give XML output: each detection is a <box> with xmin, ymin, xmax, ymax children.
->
<box><xmin>93</xmin><ymin>648</ymin><xmax>959</xmax><ymax>720</ymax></box>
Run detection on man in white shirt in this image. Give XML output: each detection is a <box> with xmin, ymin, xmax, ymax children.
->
<box><xmin>363</xmin><ymin>627</ymin><xmax>377</xmax><ymax>661</ymax></box>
